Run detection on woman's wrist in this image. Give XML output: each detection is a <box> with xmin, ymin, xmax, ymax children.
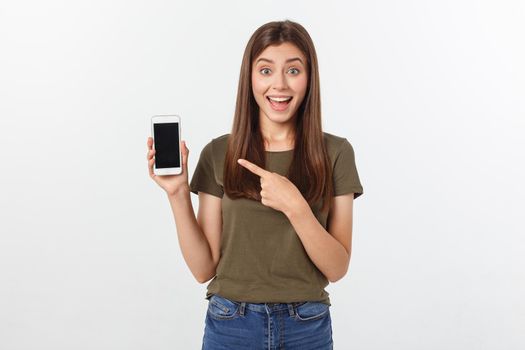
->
<box><xmin>285</xmin><ymin>197</ymin><xmax>309</xmax><ymax>220</ymax></box>
<box><xmin>167</xmin><ymin>184</ymin><xmax>190</xmax><ymax>198</ymax></box>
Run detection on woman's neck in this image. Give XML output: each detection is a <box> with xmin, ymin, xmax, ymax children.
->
<box><xmin>261</xmin><ymin>130</ymin><xmax>295</xmax><ymax>151</ymax></box>
<box><xmin>260</xmin><ymin>123</ymin><xmax>296</xmax><ymax>151</ymax></box>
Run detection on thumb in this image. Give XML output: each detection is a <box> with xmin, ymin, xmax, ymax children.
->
<box><xmin>181</xmin><ymin>140</ymin><xmax>189</xmax><ymax>167</ymax></box>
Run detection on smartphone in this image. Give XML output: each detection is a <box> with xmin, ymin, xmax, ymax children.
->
<box><xmin>151</xmin><ymin>115</ymin><xmax>182</xmax><ymax>176</ymax></box>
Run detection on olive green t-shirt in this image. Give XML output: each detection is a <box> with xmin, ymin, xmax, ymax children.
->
<box><xmin>189</xmin><ymin>132</ymin><xmax>363</xmax><ymax>306</ymax></box>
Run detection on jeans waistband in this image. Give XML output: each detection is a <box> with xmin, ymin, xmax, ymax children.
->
<box><xmin>212</xmin><ymin>294</ymin><xmax>307</xmax><ymax>316</ymax></box>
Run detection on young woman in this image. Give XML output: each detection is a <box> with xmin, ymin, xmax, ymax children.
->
<box><xmin>146</xmin><ymin>20</ymin><xmax>363</xmax><ymax>350</ymax></box>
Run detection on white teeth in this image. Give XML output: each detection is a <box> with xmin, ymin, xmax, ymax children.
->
<box><xmin>268</xmin><ymin>96</ymin><xmax>292</xmax><ymax>102</ymax></box>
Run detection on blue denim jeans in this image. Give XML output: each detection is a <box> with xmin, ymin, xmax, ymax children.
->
<box><xmin>202</xmin><ymin>293</ymin><xmax>333</xmax><ymax>350</ymax></box>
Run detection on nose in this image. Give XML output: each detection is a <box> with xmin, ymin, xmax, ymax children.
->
<box><xmin>272</xmin><ymin>71</ymin><xmax>288</xmax><ymax>90</ymax></box>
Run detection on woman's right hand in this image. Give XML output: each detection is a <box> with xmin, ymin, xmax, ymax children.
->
<box><xmin>147</xmin><ymin>137</ymin><xmax>190</xmax><ymax>196</ymax></box>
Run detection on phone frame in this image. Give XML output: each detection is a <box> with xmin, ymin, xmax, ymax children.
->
<box><xmin>151</xmin><ymin>114</ymin><xmax>182</xmax><ymax>176</ymax></box>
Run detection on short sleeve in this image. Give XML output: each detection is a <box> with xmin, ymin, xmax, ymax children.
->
<box><xmin>333</xmin><ymin>138</ymin><xmax>364</xmax><ymax>199</ymax></box>
<box><xmin>189</xmin><ymin>140</ymin><xmax>224</xmax><ymax>198</ymax></box>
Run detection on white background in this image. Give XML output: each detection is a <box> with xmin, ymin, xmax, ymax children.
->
<box><xmin>1</xmin><ymin>0</ymin><xmax>524</xmax><ymax>349</ymax></box>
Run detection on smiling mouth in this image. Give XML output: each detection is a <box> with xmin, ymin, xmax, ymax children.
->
<box><xmin>266</xmin><ymin>96</ymin><xmax>293</xmax><ymax>111</ymax></box>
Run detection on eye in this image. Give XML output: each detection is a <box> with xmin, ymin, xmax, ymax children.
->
<box><xmin>288</xmin><ymin>67</ymin><xmax>300</xmax><ymax>75</ymax></box>
<box><xmin>260</xmin><ymin>68</ymin><xmax>271</xmax><ymax>75</ymax></box>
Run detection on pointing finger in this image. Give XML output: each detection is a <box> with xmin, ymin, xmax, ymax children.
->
<box><xmin>237</xmin><ymin>159</ymin><xmax>270</xmax><ymax>177</ymax></box>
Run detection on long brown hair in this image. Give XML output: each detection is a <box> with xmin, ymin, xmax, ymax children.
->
<box><xmin>224</xmin><ymin>19</ymin><xmax>333</xmax><ymax>214</ymax></box>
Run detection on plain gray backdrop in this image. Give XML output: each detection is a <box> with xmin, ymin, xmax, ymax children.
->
<box><xmin>1</xmin><ymin>0</ymin><xmax>524</xmax><ymax>349</ymax></box>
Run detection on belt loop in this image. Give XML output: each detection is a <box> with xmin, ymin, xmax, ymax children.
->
<box><xmin>287</xmin><ymin>303</ymin><xmax>295</xmax><ymax>317</ymax></box>
<box><xmin>240</xmin><ymin>302</ymin><xmax>246</xmax><ymax>316</ymax></box>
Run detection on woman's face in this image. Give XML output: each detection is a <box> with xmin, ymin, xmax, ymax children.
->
<box><xmin>251</xmin><ymin>42</ymin><xmax>308</xmax><ymax>125</ymax></box>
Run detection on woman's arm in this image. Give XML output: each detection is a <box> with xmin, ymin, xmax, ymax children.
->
<box><xmin>147</xmin><ymin>137</ymin><xmax>218</xmax><ymax>283</ymax></box>
<box><xmin>285</xmin><ymin>193</ymin><xmax>354</xmax><ymax>283</ymax></box>
<box><xmin>166</xmin><ymin>186</ymin><xmax>218</xmax><ymax>283</ymax></box>
<box><xmin>236</xmin><ymin>157</ymin><xmax>355</xmax><ymax>282</ymax></box>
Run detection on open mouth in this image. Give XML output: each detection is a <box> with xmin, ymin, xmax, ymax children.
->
<box><xmin>266</xmin><ymin>96</ymin><xmax>293</xmax><ymax>111</ymax></box>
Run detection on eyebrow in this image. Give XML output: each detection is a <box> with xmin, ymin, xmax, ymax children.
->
<box><xmin>255</xmin><ymin>57</ymin><xmax>304</xmax><ymax>65</ymax></box>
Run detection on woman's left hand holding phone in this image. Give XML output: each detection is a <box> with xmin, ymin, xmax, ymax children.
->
<box><xmin>147</xmin><ymin>137</ymin><xmax>190</xmax><ymax>196</ymax></box>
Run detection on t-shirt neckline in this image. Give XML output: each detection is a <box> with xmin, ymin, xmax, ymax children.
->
<box><xmin>265</xmin><ymin>149</ymin><xmax>294</xmax><ymax>154</ymax></box>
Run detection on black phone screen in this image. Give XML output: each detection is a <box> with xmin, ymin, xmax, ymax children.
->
<box><xmin>153</xmin><ymin>122</ymin><xmax>180</xmax><ymax>168</ymax></box>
